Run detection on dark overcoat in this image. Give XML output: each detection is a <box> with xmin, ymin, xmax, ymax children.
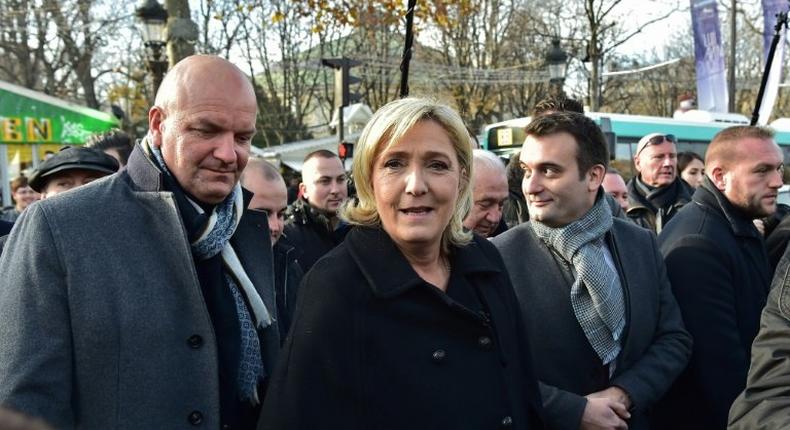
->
<box><xmin>259</xmin><ymin>227</ymin><xmax>545</xmax><ymax>430</ymax></box>
<box><xmin>655</xmin><ymin>179</ymin><xmax>772</xmax><ymax>429</ymax></box>
<box><xmin>492</xmin><ymin>219</ymin><xmax>691</xmax><ymax>430</ymax></box>
<box><xmin>0</xmin><ymin>146</ymin><xmax>280</xmax><ymax>429</ymax></box>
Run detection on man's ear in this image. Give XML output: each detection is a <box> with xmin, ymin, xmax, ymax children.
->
<box><xmin>709</xmin><ymin>166</ymin><xmax>728</xmax><ymax>191</ymax></box>
<box><xmin>587</xmin><ymin>164</ymin><xmax>606</xmax><ymax>192</ymax></box>
<box><xmin>148</xmin><ymin>106</ymin><xmax>165</xmax><ymax>148</ymax></box>
<box><xmin>298</xmin><ymin>182</ymin><xmax>307</xmax><ymax>199</ymax></box>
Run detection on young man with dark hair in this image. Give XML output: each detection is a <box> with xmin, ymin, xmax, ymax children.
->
<box><xmin>493</xmin><ymin>112</ymin><xmax>691</xmax><ymax>430</ymax></box>
<box><xmin>85</xmin><ymin>129</ymin><xmax>134</xmax><ymax>167</ymax></box>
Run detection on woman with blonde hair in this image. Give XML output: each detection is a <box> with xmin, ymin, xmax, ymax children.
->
<box><xmin>260</xmin><ymin>97</ymin><xmax>544</xmax><ymax>429</ymax></box>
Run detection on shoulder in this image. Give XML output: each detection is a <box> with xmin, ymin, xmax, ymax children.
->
<box><xmin>491</xmin><ymin>223</ymin><xmax>535</xmax><ymax>250</ymax></box>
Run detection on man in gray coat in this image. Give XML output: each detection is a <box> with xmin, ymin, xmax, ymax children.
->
<box><xmin>0</xmin><ymin>55</ymin><xmax>279</xmax><ymax>429</ymax></box>
<box><xmin>492</xmin><ymin>112</ymin><xmax>691</xmax><ymax>430</ymax></box>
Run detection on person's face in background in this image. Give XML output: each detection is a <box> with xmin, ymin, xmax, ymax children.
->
<box><xmin>635</xmin><ymin>139</ymin><xmax>677</xmax><ymax>187</ymax></box>
<box><xmin>40</xmin><ymin>169</ymin><xmax>109</xmax><ymax>199</ymax></box>
<box><xmin>244</xmin><ymin>172</ymin><xmax>288</xmax><ymax>246</ymax></box>
<box><xmin>602</xmin><ymin>172</ymin><xmax>629</xmax><ymax>211</ymax></box>
<box><xmin>300</xmin><ymin>156</ymin><xmax>348</xmax><ymax>214</ymax></box>
<box><xmin>681</xmin><ymin>158</ymin><xmax>705</xmax><ymax>188</ymax></box>
<box><xmin>12</xmin><ymin>185</ymin><xmax>39</xmax><ymax>212</ymax></box>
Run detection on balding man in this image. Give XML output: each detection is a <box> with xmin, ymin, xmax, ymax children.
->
<box><xmin>463</xmin><ymin>149</ymin><xmax>509</xmax><ymax>237</ymax></box>
<box><xmin>241</xmin><ymin>158</ymin><xmax>303</xmax><ymax>339</ymax></box>
<box><xmin>0</xmin><ymin>55</ymin><xmax>280</xmax><ymax>429</ymax></box>
<box><xmin>654</xmin><ymin>126</ymin><xmax>784</xmax><ymax>429</ymax></box>
<box><xmin>602</xmin><ymin>168</ymin><xmax>629</xmax><ymax>211</ymax></box>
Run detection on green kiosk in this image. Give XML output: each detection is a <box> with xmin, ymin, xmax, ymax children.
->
<box><xmin>0</xmin><ymin>80</ymin><xmax>119</xmax><ymax>207</ymax></box>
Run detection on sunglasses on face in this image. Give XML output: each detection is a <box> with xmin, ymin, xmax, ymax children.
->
<box><xmin>637</xmin><ymin>134</ymin><xmax>677</xmax><ymax>157</ymax></box>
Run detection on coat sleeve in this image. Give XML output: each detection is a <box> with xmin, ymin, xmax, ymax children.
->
<box><xmin>0</xmin><ymin>203</ymin><xmax>75</xmax><ymax>428</ymax></box>
<box><xmin>662</xmin><ymin>234</ymin><xmax>744</xmax><ymax>423</ymax></box>
<box><xmin>258</xmin><ymin>255</ymin><xmax>360</xmax><ymax>430</ymax></box>
<box><xmin>610</xmin><ymin>231</ymin><xmax>692</xmax><ymax>411</ymax></box>
<box><xmin>728</xmin><ymin>243</ymin><xmax>790</xmax><ymax>429</ymax></box>
<box><xmin>537</xmin><ymin>382</ymin><xmax>587</xmax><ymax>430</ymax></box>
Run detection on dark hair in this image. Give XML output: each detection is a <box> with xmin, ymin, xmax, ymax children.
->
<box><xmin>85</xmin><ymin>129</ymin><xmax>133</xmax><ymax>165</ymax></box>
<box><xmin>532</xmin><ymin>95</ymin><xmax>584</xmax><ymax>117</ymax></box>
<box><xmin>677</xmin><ymin>151</ymin><xmax>704</xmax><ymax>173</ymax></box>
<box><xmin>524</xmin><ymin>112</ymin><xmax>608</xmax><ymax>178</ymax></box>
<box><xmin>10</xmin><ymin>176</ymin><xmax>29</xmax><ymax>193</ymax></box>
<box><xmin>303</xmin><ymin>149</ymin><xmax>339</xmax><ymax>164</ymax></box>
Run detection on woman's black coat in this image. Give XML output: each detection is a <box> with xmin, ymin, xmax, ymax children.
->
<box><xmin>259</xmin><ymin>226</ymin><xmax>544</xmax><ymax>429</ymax></box>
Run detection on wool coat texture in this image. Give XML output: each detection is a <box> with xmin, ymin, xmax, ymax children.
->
<box><xmin>259</xmin><ymin>226</ymin><xmax>545</xmax><ymax>430</ymax></box>
<box><xmin>0</xmin><ymin>146</ymin><xmax>280</xmax><ymax>429</ymax></box>
<box><xmin>492</xmin><ymin>219</ymin><xmax>691</xmax><ymax>430</ymax></box>
<box><xmin>654</xmin><ymin>178</ymin><xmax>772</xmax><ymax>429</ymax></box>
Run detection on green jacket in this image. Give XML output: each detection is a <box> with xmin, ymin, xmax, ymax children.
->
<box><xmin>728</xmin><ymin>244</ymin><xmax>790</xmax><ymax>429</ymax></box>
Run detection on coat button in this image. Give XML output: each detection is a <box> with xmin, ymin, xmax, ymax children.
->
<box><xmin>187</xmin><ymin>335</ymin><xmax>203</xmax><ymax>349</ymax></box>
<box><xmin>188</xmin><ymin>411</ymin><xmax>203</xmax><ymax>425</ymax></box>
<box><xmin>501</xmin><ymin>416</ymin><xmax>513</xmax><ymax>427</ymax></box>
<box><xmin>478</xmin><ymin>336</ymin><xmax>493</xmax><ymax>350</ymax></box>
<box><xmin>432</xmin><ymin>349</ymin><xmax>446</xmax><ymax>363</ymax></box>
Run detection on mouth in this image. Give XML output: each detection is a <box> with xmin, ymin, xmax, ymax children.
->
<box><xmin>529</xmin><ymin>199</ymin><xmax>552</xmax><ymax>207</ymax></box>
<box><xmin>399</xmin><ymin>206</ymin><xmax>434</xmax><ymax>216</ymax></box>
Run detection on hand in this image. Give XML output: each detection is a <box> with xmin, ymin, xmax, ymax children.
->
<box><xmin>580</xmin><ymin>397</ymin><xmax>629</xmax><ymax>430</ymax></box>
<box><xmin>587</xmin><ymin>386</ymin><xmax>632</xmax><ymax>411</ymax></box>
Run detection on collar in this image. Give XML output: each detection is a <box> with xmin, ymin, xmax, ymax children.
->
<box><xmin>345</xmin><ymin>227</ymin><xmax>501</xmax><ymax>299</ymax></box>
<box><xmin>695</xmin><ymin>177</ymin><xmax>761</xmax><ymax>239</ymax></box>
<box><xmin>627</xmin><ymin>175</ymin><xmax>690</xmax><ymax>211</ymax></box>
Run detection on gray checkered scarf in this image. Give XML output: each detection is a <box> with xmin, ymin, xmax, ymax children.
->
<box><xmin>530</xmin><ymin>195</ymin><xmax>625</xmax><ymax>365</ymax></box>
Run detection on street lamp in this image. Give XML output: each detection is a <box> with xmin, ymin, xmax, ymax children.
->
<box><xmin>545</xmin><ymin>38</ymin><xmax>568</xmax><ymax>95</ymax></box>
<box><xmin>135</xmin><ymin>0</ymin><xmax>169</xmax><ymax>95</ymax></box>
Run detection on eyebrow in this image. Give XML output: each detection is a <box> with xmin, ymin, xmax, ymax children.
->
<box><xmin>193</xmin><ymin>118</ymin><xmax>256</xmax><ymax>135</ymax></box>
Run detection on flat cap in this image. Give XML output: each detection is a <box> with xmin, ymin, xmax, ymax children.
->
<box><xmin>29</xmin><ymin>146</ymin><xmax>119</xmax><ymax>192</ymax></box>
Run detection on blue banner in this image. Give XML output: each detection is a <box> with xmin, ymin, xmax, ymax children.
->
<box><xmin>691</xmin><ymin>0</ymin><xmax>729</xmax><ymax>112</ymax></box>
<box><xmin>762</xmin><ymin>0</ymin><xmax>789</xmax><ymax>63</ymax></box>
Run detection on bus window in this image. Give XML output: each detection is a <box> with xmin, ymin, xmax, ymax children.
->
<box><xmin>486</xmin><ymin>126</ymin><xmax>526</xmax><ymax>151</ymax></box>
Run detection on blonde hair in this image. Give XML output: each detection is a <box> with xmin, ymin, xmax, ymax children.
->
<box><xmin>341</xmin><ymin>97</ymin><xmax>474</xmax><ymax>252</ymax></box>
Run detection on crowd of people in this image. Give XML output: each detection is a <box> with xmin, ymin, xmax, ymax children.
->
<box><xmin>1</xmin><ymin>54</ymin><xmax>790</xmax><ymax>430</ymax></box>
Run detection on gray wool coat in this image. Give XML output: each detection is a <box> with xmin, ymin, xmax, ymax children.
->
<box><xmin>0</xmin><ymin>147</ymin><xmax>280</xmax><ymax>429</ymax></box>
<box><xmin>492</xmin><ymin>219</ymin><xmax>692</xmax><ymax>430</ymax></box>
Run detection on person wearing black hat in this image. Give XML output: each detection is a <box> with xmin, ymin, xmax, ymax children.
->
<box><xmin>29</xmin><ymin>146</ymin><xmax>119</xmax><ymax>198</ymax></box>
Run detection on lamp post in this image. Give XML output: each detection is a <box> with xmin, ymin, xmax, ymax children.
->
<box><xmin>545</xmin><ymin>39</ymin><xmax>568</xmax><ymax>96</ymax></box>
<box><xmin>135</xmin><ymin>0</ymin><xmax>169</xmax><ymax>96</ymax></box>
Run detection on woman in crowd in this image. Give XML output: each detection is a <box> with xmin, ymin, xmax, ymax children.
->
<box><xmin>678</xmin><ymin>151</ymin><xmax>705</xmax><ymax>189</ymax></box>
<box><xmin>260</xmin><ymin>97</ymin><xmax>544</xmax><ymax>429</ymax></box>
<box><xmin>1</xmin><ymin>176</ymin><xmax>39</xmax><ymax>222</ymax></box>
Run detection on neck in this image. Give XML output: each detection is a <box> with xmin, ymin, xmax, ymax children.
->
<box><xmin>395</xmin><ymin>239</ymin><xmax>450</xmax><ymax>292</ymax></box>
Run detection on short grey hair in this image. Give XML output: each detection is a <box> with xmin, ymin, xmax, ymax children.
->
<box><xmin>472</xmin><ymin>149</ymin><xmax>506</xmax><ymax>174</ymax></box>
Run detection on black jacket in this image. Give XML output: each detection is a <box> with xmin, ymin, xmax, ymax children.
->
<box><xmin>272</xmin><ymin>241</ymin><xmax>303</xmax><ymax>341</ymax></box>
<box><xmin>282</xmin><ymin>198</ymin><xmax>349</xmax><ymax>273</ymax></box>
<box><xmin>626</xmin><ymin>176</ymin><xmax>693</xmax><ymax>233</ymax></box>
<box><xmin>259</xmin><ymin>227</ymin><xmax>545</xmax><ymax>429</ymax></box>
<box><xmin>655</xmin><ymin>178</ymin><xmax>772</xmax><ymax>429</ymax></box>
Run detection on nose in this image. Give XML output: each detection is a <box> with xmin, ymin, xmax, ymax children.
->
<box><xmin>523</xmin><ymin>173</ymin><xmax>542</xmax><ymax>196</ymax></box>
<box><xmin>662</xmin><ymin>156</ymin><xmax>674</xmax><ymax>167</ymax></box>
<box><xmin>213</xmin><ymin>133</ymin><xmax>237</xmax><ymax>164</ymax></box>
<box><xmin>769</xmin><ymin>168</ymin><xmax>784</xmax><ymax>189</ymax></box>
<box><xmin>405</xmin><ymin>167</ymin><xmax>428</xmax><ymax>196</ymax></box>
<box><xmin>485</xmin><ymin>205</ymin><xmax>503</xmax><ymax>224</ymax></box>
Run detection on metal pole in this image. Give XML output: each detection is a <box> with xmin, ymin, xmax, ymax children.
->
<box><xmin>399</xmin><ymin>0</ymin><xmax>417</xmax><ymax>98</ymax></box>
<box><xmin>728</xmin><ymin>0</ymin><xmax>736</xmax><ymax>113</ymax></box>
<box><xmin>0</xmin><ymin>145</ymin><xmax>9</xmax><ymax>208</ymax></box>
<box><xmin>751</xmin><ymin>11</ymin><xmax>788</xmax><ymax>125</ymax></box>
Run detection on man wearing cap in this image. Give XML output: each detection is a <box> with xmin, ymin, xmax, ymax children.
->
<box><xmin>626</xmin><ymin>133</ymin><xmax>693</xmax><ymax>233</ymax></box>
<box><xmin>654</xmin><ymin>126</ymin><xmax>783</xmax><ymax>429</ymax></box>
<box><xmin>28</xmin><ymin>146</ymin><xmax>119</xmax><ymax>198</ymax></box>
<box><xmin>0</xmin><ymin>55</ymin><xmax>280</xmax><ymax>429</ymax></box>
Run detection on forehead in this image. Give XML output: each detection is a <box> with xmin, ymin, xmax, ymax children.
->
<box><xmin>305</xmin><ymin>157</ymin><xmax>344</xmax><ymax>177</ymax></box>
<box><xmin>520</xmin><ymin>132</ymin><xmax>578</xmax><ymax>166</ymax></box>
<box><xmin>640</xmin><ymin>140</ymin><xmax>676</xmax><ymax>157</ymax></box>
<box><xmin>473</xmin><ymin>164</ymin><xmax>508</xmax><ymax>190</ymax></box>
<box><xmin>735</xmin><ymin>137</ymin><xmax>784</xmax><ymax>166</ymax></box>
<box><xmin>603</xmin><ymin>173</ymin><xmax>627</xmax><ymax>191</ymax></box>
<box><xmin>170</xmin><ymin>76</ymin><xmax>257</xmax><ymax>129</ymax></box>
<box><xmin>378</xmin><ymin>120</ymin><xmax>456</xmax><ymax>157</ymax></box>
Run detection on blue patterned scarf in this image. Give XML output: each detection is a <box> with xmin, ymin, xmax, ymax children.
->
<box><xmin>145</xmin><ymin>138</ymin><xmax>271</xmax><ymax>404</ymax></box>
